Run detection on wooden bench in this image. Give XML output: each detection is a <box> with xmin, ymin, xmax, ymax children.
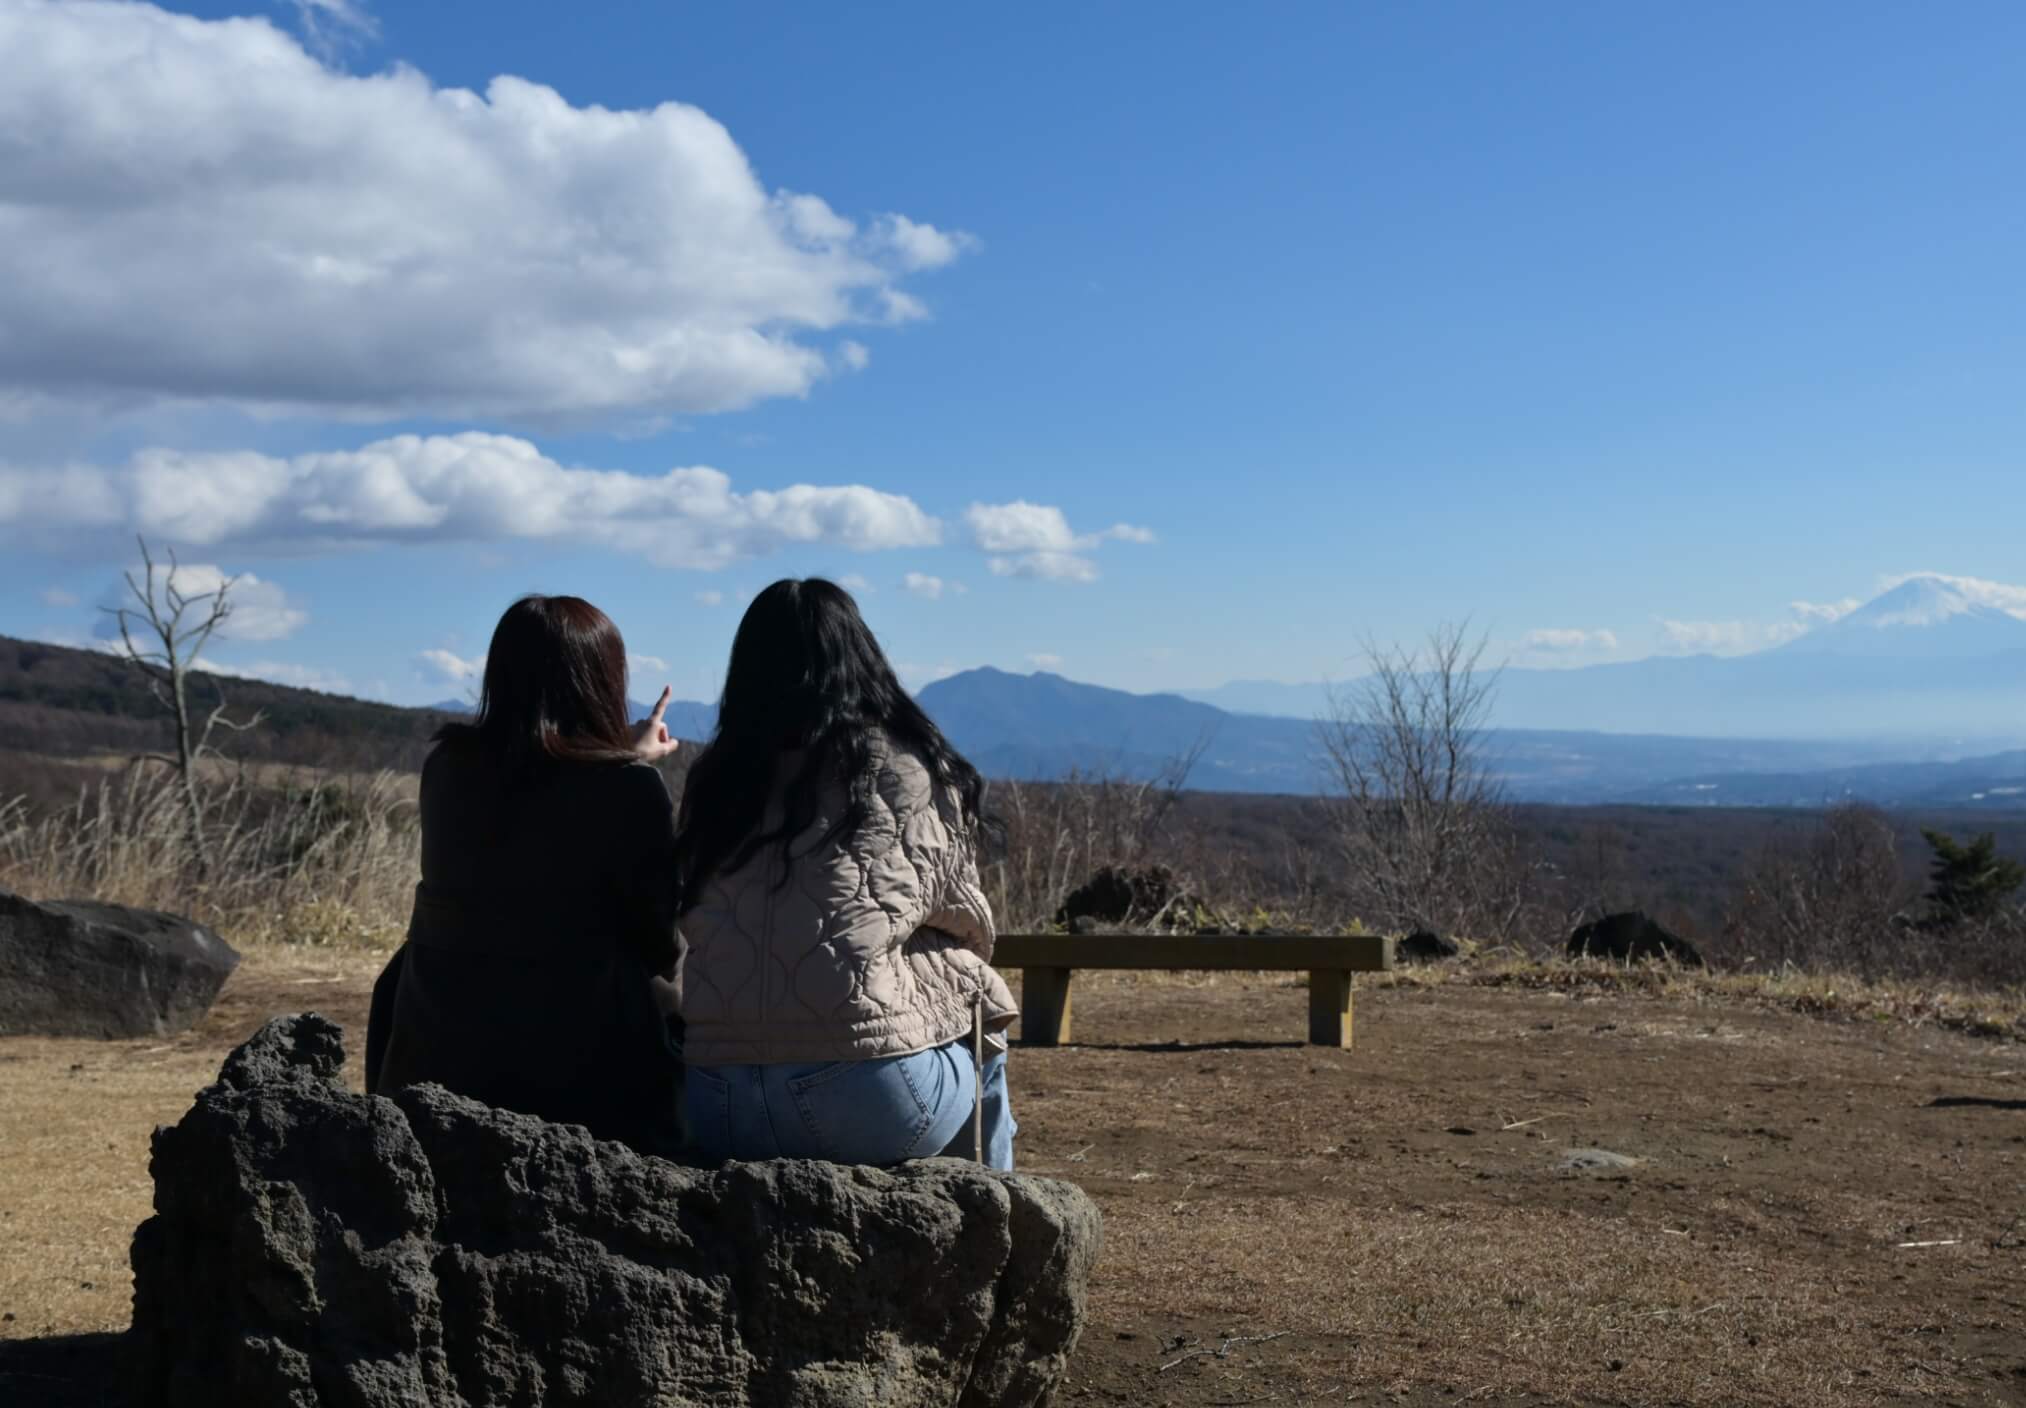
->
<box><xmin>993</xmin><ymin>933</ymin><xmax>1396</xmax><ymax>1049</ymax></box>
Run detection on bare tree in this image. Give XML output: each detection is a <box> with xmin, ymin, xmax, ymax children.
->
<box><xmin>1316</xmin><ymin>624</ymin><xmax>1516</xmax><ymax>939</ymax></box>
<box><xmin>102</xmin><ymin>537</ymin><xmax>265</xmax><ymax>882</ymax></box>
<box><xmin>1722</xmin><ymin>803</ymin><xmax>1910</xmax><ymax>978</ymax></box>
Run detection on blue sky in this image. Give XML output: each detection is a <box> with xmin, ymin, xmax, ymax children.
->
<box><xmin>1</xmin><ymin>0</ymin><xmax>2022</xmax><ymax>706</ymax></box>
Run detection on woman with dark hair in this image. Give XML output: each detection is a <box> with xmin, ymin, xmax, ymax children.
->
<box><xmin>365</xmin><ymin>594</ymin><xmax>686</xmax><ymax>1151</ymax></box>
<box><xmin>675</xmin><ymin>578</ymin><xmax>1020</xmax><ymax>1168</ymax></box>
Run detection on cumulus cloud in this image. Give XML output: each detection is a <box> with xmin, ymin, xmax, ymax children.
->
<box><xmin>629</xmin><ymin>653</ymin><xmax>668</xmax><ymax>678</ymax></box>
<box><xmin>903</xmin><ymin>572</ymin><xmax>963</xmax><ymax>600</ymax></box>
<box><xmin>0</xmin><ymin>1</ymin><xmax>974</xmax><ymax>423</ymax></box>
<box><xmin>38</xmin><ymin>586</ymin><xmax>79</xmax><ymax>608</ymax></box>
<box><xmin>837</xmin><ymin>574</ymin><xmax>873</xmax><ymax>595</ymax></box>
<box><xmin>1658</xmin><ymin>619</ymin><xmax>1809</xmax><ymax>654</ymax></box>
<box><xmin>962</xmin><ymin>501</ymin><xmax>1154</xmax><ymax>582</ymax></box>
<box><xmin>1520</xmin><ymin>627</ymin><xmax>1619</xmax><ymax>653</ymax></box>
<box><xmin>869</xmin><ymin>215</ymin><xmax>979</xmax><ymax>271</ymax></box>
<box><xmin>1026</xmin><ymin>652</ymin><xmax>1064</xmax><ymax>671</ymax></box>
<box><xmin>0</xmin><ymin>432</ymin><xmax>941</xmax><ymax>568</ymax></box>
<box><xmin>1878</xmin><ymin>572</ymin><xmax>2026</xmax><ymax>620</ymax></box>
<box><xmin>417</xmin><ymin>648</ymin><xmax>483</xmax><ymax>686</ymax></box>
<box><xmin>94</xmin><ymin>562</ymin><xmax>307</xmax><ymax>642</ymax></box>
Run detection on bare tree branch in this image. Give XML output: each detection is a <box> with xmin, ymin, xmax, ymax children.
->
<box><xmin>97</xmin><ymin>534</ymin><xmax>261</xmax><ymax>886</ymax></box>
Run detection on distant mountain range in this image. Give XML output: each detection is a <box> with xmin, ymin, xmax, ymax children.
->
<box><xmin>911</xmin><ymin>667</ymin><xmax>2026</xmax><ymax>807</ymax></box>
<box><xmin>8</xmin><ymin>574</ymin><xmax>2022</xmax><ymax>810</ymax></box>
<box><xmin>913</xmin><ymin>576</ymin><xmax>2026</xmax><ymax>808</ymax></box>
<box><xmin>1185</xmin><ymin>576</ymin><xmax>2026</xmax><ymax>740</ymax></box>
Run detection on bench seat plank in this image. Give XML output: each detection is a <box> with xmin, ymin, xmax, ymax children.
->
<box><xmin>993</xmin><ymin>933</ymin><xmax>1395</xmax><ymax>972</ymax></box>
<box><xmin>994</xmin><ymin>934</ymin><xmax>1393</xmax><ymax>1048</ymax></box>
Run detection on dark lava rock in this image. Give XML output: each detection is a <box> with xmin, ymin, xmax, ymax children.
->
<box><xmin>0</xmin><ymin>889</ymin><xmax>239</xmax><ymax>1038</ymax></box>
<box><xmin>130</xmin><ymin>1014</ymin><xmax>1102</xmax><ymax>1408</ymax></box>
<box><xmin>1055</xmin><ymin>865</ymin><xmax>1214</xmax><ymax>931</ymax></box>
<box><xmin>1397</xmin><ymin>930</ymin><xmax>1460</xmax><ymax>963</ymax></box>
<box><xmin>1057</xmin><ymin>865</ymin><xmax>1170</xmax><ymax>927</ymax></box>
<box><xmin>1566</xmin><ymin>911</ymin><xmax>1704</xmax><ymax>967</ymax></box>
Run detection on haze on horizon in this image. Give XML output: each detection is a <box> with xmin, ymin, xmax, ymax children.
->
<box><xmin>0</xmin><ymin>0</ymin><xmax>2021</xmax><ymax>734</ymax></box>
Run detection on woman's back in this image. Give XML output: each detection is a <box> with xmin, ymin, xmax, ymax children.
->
<box><xmin>368</xmin><ymin>741</ymin><xmax>681</xmax><ymax>1147</ymax></box>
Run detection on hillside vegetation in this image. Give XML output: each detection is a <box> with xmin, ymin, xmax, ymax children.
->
<box><xmin>3</xmin><ymin>633</ymin><xmax>2023</xmax><ymax>988</ymax></box>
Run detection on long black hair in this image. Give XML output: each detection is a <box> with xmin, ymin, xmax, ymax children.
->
<box><xmin>436</xmin><ymin>595</ymin><xmax>635</xmax><ymax>776</ymax></box>
<box><xmin>674</xmin><ymin>578</ymin><xmax>986</xmax><ymax>904</ymax></box>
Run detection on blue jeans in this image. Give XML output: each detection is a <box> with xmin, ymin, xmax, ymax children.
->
<box><xmin>687</xmin><ymin>1039</ymin><xmax>1016</xmax><ymax>1170</ymax></box>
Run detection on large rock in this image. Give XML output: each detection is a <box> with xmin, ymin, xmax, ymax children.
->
<box><xmin>0</xmin><ymin>889</ymin><xmax>240</xmax><ymax>1038</ymax></box>
<box><xmin>1566</xmin><ymin>910</ymin><xmax>1704</xmax><ymax>967</ymax></box>
<box><xmin>130</xmin><ymin>1015</ymin><xmax>1101</xmax><ymax>1408</ymax></box>
<box><xmin>1397</xmin><ymin>929</ymin><xmax>1460</xmax><ymax>964</ymax></box>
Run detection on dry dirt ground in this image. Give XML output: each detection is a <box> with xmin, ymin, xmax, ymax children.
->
<box><xmin>3</xmin><ymin>952</ymin><xmax>2024</xmax><ymax>1407</ymax></box>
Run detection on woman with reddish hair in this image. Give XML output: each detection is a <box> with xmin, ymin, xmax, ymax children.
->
<box><xmin>366</xmin><ymin>594</ymin><xmax>685</xmax><ymax>1151</ymax></box>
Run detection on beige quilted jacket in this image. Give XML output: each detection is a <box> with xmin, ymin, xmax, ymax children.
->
<box><xmin>676</xmin><ymin>733</ymin><xmax>1018</xmax><ymax>1066</ymax></box>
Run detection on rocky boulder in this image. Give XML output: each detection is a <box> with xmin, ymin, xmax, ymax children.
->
<box><xmin>1397</xmin><ymin>929</ymin><xmax>1460</xmax><ymax>964</ymax></box>
<box><xmin>0</xmin><ymin>889</ymin><xmax>239</xmax><ymax>1038</ymax></box>
<box><xmin>130</xmin><ymin>1015</ymin><xmax>1102</xmax><ymax>1408</ymax></box>
<box><xmin>1056</xmin><ymin>865</ymin><xmax>1213</xmax><ymax>931</ymax></box>
<box><xmin>1566</xmin><ymin>910</ymin><xmax>1704</xmax><ymax>967</ymax></box>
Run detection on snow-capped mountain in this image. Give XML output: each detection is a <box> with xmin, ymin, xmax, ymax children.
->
<box><xmin>1779</xmin><ymin>576</ymin><xmax>2026</xmax><ymax>658</ymax></box>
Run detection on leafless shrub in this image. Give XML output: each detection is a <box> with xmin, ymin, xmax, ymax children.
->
<box><xmin>1316</xmin><ymin>624</ymin><xmax>1532</xmax><ymax>942</ymax></box>
<box><xmin>981</xmin><ymin>741</ymin><xmax>1208</xmax><ymax>931</ymax></box>
<box><xmin>1718</xmin><ymin>803</ymin><xmax>2026</xmax><ymax>986</ymax></box>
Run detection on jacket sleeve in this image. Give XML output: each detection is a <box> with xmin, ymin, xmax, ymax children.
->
<box><xmin>618</xmin><ymin>763</ymin><xmax>682</xmax><ymax>981</ymax></box>
<box><xmin>887</xmin><ymin>752</ymin><xmax>996</xmax><ymax>960</ymax></box>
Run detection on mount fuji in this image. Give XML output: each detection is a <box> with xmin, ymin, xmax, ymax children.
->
<box><xmin>1779</xmin><ymin>577</ymin><xmax>2026</xmax><ymax>659</ymax></box>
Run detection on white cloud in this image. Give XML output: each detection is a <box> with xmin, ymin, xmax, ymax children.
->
<box><xmin>986</xmin><ymin>551</ymin><xmax>1099</xmax><ymax>583</ymax></box>
<box><xmin>285</xmin><ymin>0</ymin><xmax>376</xmax><ymax>58</ymax></box>
<box><xmin>868</xmin><ymin>214</ymin><xmax>979</xmax><ymax>272</ymax></box>
<box><xmin>1877</xmin><ymin>572</ymin><xmax>2026</xmax><ymax>620</ymax></box>
<box><xmin>962</xmin><ymin>501</ymin><xmax>1153</xmax><ymax>583</ymax></box>
<box><xmin>1790</xmin><ymin>597</ymin><xmax>1863</xmax><ymax>624</ymax></box>
<box><xmin>0</xmin><ymin>1</ymin><xmax>974</xmax><ymax>423</ymax></box>
<box><xmin>837</xmin><ymin>573</ymin><xmax>873</xmax><ymax>594</ymax></box>
<box><xmin>0</xmin><ymin>432</ymin><xmax>942</xmax><ymax>568</ymax></box>
<box><xmin>95</xmin><ymin>562</ymin><xmax>307</xmax><ymax>642</ymax></box>
<box><xmin>1026</xmin><ymin>652</ymin><xmax>1064</xmax><ymax>671</ymax></box>
<box><xmin>417</xmin><ymin>648</ymin><xmax>484</xmax><ymax>686</ymax></box>
<box><xmin>693</xmin><ymin>590</ymin><xmax>725</xmax><ymax>607</ymax></box>
<box><xmin>836</xmin><ymin>341</ymin><xmax>872</xmax><ymax>373</ymax></box>
<box><xmin>903</xmin><ymin>571</ymin><xmax>964</xmax><ymax>600</ymax></box>
<box><xmin>1658</xmin><ymin>618</ymin><xmax>1809</xmax><ymax>654</ymax></box>
<box><xmin>38</xmin><ymin>586</ymin><xmax>79</xmax><ymax>608</ymax></box>
<box><xmin>198</xmin><ymin>656</ymin><xmax>350</xmax><ymax>693</ymax></box>
<box><xmin>629</xmin><ymin>653</ymin><xmax>668</xmax><ymax>678</ymax></box>
<box><xmin>1520</xmin><ymin>627</ymin><xmax>1619</xmax><ymax>653</ymax></box>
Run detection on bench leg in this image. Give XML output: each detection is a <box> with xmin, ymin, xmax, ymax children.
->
<box><xmin>1020</xmin><ymin>966</ymin><xmax>1073</xmax><ymax>1046</ymax></box>
<box><xmin>1308</xmin><ymin>969</ymin><xmax>1353</xmax><ymax>1048</ymax></box>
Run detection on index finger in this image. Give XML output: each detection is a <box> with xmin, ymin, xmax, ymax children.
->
<box><xmin>649</xmin><ymin>684</ymin><xmax>672</xmax><ymax>722</ymax></box>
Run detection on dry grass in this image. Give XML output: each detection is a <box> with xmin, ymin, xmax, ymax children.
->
<box><xmin>1374</xmin><ymin>951</ymin><xmax>2026</xmax><ymax>1044</ymax></box>
<box><xmin>0</xmin><ymin>764</ymin><xmax>417</xmax><ymax>949</ymax></box>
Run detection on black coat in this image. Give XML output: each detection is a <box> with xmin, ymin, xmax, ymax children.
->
<box><xmin>366</xmin><ymin>743</ymin><xmax>683</xmax><ymax>1151</ymax></box>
